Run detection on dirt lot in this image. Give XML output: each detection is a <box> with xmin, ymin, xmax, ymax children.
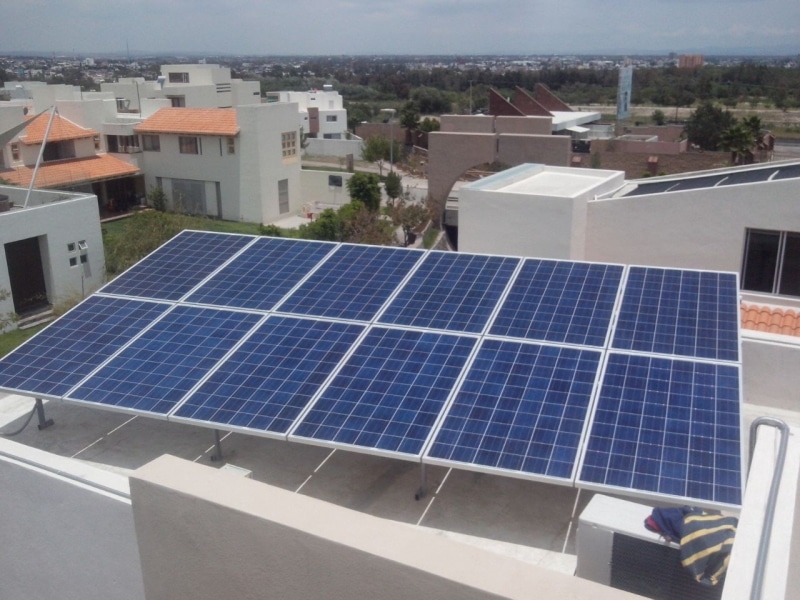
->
<box><xmin>587</xmin><ymin>104</ymin><xmax>800</xmax><ymax>128</ymax></box>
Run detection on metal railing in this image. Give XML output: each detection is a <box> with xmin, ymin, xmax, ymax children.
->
<box><xmin>747</xmin><ymin>417</ymin><xmax>790</xmax><ymax>600</ymax></box>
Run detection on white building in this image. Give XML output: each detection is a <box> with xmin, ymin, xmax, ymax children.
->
<box><xmin>101</xmin><ymin>64</ymin><xmax>262</xmax><ymax>112</ymax></box>
<box><xmin>133</xmin><ymin>104</ymin><xmax>302</xmax><ymax>224</ymax></box>
<box><xmin>266</xmin><ymin>86</ymin><xmax>348</xmax><ymax>139</ymax></box>
<box><xmin>0</xmin><ymin>185</ymin><xmax>104</xmax><ymax>328</ymax></box>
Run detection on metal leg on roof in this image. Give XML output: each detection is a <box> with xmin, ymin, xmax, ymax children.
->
<box><xmin>210</xmin><ymin>429</ymin><xmax>223</xmax><ymax>462</ymax></box>
<box><xmin>35</xmin><ymin>398</ymin><xmax>54</xmax><ymax>430</ymax></box>
<box><xmin>415</xmin><ymin>463</ymin><xmax>428</xmax><ymax>501</ymax></box>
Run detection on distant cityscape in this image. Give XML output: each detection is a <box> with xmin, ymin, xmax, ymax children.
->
<box><xmin>2</xmin><ymin>53</ymin><xmax>799</xmax><ymax>88</ymax></box>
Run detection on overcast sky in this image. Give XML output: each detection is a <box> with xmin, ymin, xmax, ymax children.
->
<box><xmin>2</xmin><ymin>0</ymin><xmax>799</xmax><ymax>56</ymax></box>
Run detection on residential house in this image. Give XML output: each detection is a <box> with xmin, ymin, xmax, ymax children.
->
<box><xmin>266</xmin><ymin>85</ymin><xmax>348</xmax><ymax>139</ymax></box>
<box><xmin>133</xmin><ymin>104</ymin><xmax>302</xmax><ymax>223</ymax></box>
<box><xmin>101</xmin><ymin>64</ymin><xmax>262</xmax><ymax>112</ymax></box>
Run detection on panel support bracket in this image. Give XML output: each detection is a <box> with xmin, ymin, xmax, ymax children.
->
<box><xmin>35</xmin><ymin>398</ymin><xmax>54</xmax><ymax>430</ymax></box>
<box><xmin>210</xmin><ymin>429</ymin><xmax>223</xmax><ymax>462</ymax></box>
<box><xmin>415</xmin><ymin>463</ymin><xmax>428</xmax><ymax>501</ymax></box>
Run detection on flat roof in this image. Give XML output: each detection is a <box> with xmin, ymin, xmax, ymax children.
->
<box><xmin>463</xmin><ymin>163</ymin><xmax>623</xmax><ymax>198</ymax></box>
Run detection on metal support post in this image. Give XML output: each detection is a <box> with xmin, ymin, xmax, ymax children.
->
<box><xmin>35</xmin><ymin>398</ymin><xmax>54</xmax><ymax>430</ymax></box>
<box><xmin>210</xmin><ymin>429</ymin><xmax>224</xmax><ymax>462</ymax></box>
<box><xmin>415</xmin><ymin>463</ymin><xmax>428</xmax><ymax>501</ymax></box>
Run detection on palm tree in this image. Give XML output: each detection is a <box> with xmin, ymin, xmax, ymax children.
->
<box><xmin>720</xmin><ymin>123</ymin><xmax>755</xmax><ymax>165</ymax></box>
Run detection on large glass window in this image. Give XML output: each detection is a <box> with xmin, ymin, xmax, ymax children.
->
<box><xmin>168</xmin><ymin>72</ymin><xmax>189</xmax><ymax>83</ymax></box>
<box><xmin>142</xmin><ymin>135</ymin><xmax>160</xmax><ymax>152</ymax></box>
<box><xmin>742</xmin><ymin>229</ymin><xmax>800</xmax><ymax>296</ymax></box>
<box><xmin>278</xmin><ymin>179</ymin><xmax>289</xmax><ymax>214</ymax></box>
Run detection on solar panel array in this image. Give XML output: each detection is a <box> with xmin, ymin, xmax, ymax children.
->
<box><xmin>0</xmin><ymin>231</ymin><xmax>744</xmax><ymax>508</ymax></box>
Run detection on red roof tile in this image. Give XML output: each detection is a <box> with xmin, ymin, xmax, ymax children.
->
<box><xmin>0</xmin><ymin>154</ymin><xmax>140</xmax><ymax>189</ymax></box>
<box><xmin>741</xmin><ymin>302</ymin><xmax>800</xmax><ymax>338</ymax></box>
<box><xmin>20</xmin><ymin>113</ymin><xmax>97</xmax><ymax>144</ymax></box>
<box><xmin>134</xmin><ymin>108</ymin><xmax>239</xmax><ymax>136</ymax></box>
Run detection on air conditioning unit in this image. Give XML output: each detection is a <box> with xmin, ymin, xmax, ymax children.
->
<box><xmin>577</xmin><ymin>494</ymin><xmax>724</xmax><ymax>600</ymax></box>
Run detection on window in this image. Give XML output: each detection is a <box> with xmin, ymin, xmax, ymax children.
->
<box><xmin>326</xmin><ymin>115</ymin><xmax>337</xmax><ymax>122</ymax></box>
<box><xmin>281</xmin><ymin>131</ymin><xmax>297</xmax><ymax>158</ymax></box>
<box><xmin>168</xmin><ymin>96</ymin><xmax>186</xmax><ymax>108</ymax></box>
<box><xmin>179</xmin><ymin>136</ymin><xmax>201</xmax><ymax>155</ymax></box>
<box><xmin>142</xmin><ymin>135</ymin><xmax>160</xmax><ymax>152</ymax></box>
<box><xmin>328</xmin><ymin>175</ymin><xmax>343</xmax><ymax>188</ymax></box>
<box><xmin>227</xmin><ymin>137</ymin><xmax>235</xmax><ymax>155</ymax></box>
<box><xmin>11</xmin><ymin>143</ymin><xmax>19</xmax><ymax>161</ymax></box>
<box><xmin>278</xmin><ymin>179</ymin><xmax>289</xmax><ymax>214</ymax></box>
<box><xmin>80</xmin><ymin>254</ymin><xmax>88</xmax><ymax>264</ymax></box>
<box><xmin>742</xmin><ymin>229</ymin><xmax>800</xmax><ymax>297</ymax></box>
<box><xmin>168</xmin><ymin>72</ymin><xmax>189</xmax><ymax>83</ymax></box>
<box><xmin>69</xmin><ymin>257</ymin><xmax>78</xmax><ymax>267</ymax></box>
<box><xmin>67</xmin><ymin>242</ymin><xmax>76</xmax><ymax>252</ymax></box>
<box><xmin>93</xmin><ymin>136</ymin><xmax>100</xmax><ymax>150</ymax></box>
<box><xmin>43</xmin><ymin>140</ymin><xmax>76</xmax><ymax>161</ymax></box>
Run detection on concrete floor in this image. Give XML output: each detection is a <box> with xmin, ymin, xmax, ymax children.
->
<box><xmin>0</xmin><ymin>393</ymin><xmax>587</xmax><ymax>573</ymax></box>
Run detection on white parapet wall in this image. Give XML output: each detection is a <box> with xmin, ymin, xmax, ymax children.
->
<box><xmin>130</xmin><ymin>455</ymin><xmax>645</xmax><ymax>600</ymax></box>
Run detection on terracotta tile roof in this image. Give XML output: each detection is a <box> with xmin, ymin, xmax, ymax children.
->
<box><xmin>0</xmin><ymin>154</ymin><xmax>140</xmax><ymax>189</ymax></box>
<box><xmin>134</xmin><ymin>108</ymin><xmax>239</xmax><ymax>136</ymax></box>
<box><xmin>741</xmin><ymin>302</ymin><xmax>800</xmax><ymax>338</ymax></box>
<box><xmin>19</xmin><ymin>113</ymin><xmax>97</xmax><ymax>144</ymax></box>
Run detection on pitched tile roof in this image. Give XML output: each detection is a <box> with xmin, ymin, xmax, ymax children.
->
<box><xmin>741</xmin><ymin>302</ymin><xmax>800</xmax><ymax>338</ymax></box>
<box><xmin>0</xmin><ymin>154</ymin><xmax>140</xmax><ymax>189</ymax></box>
<box><xmin>19</xmin><ymin>113</ymin><xmax>98</xmax><ymax>144</ymax></box>
<box><xmin>134</xmin><ymin>108</ymin><xmax>239</xmax><ymax>136</ymax></box>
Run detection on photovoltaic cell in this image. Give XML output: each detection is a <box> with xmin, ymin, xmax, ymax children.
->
<box><xmin>612</xmin><ymin>267</ymin><xmax>740</xmax><ymax>361</ymax></box>
<box><xmin>66</xmin><ymin>306</ymin><xmax>262</xmax><ymax>415</ymax></box>
<box><xmin>100</xmin><ymin>230</ymin><xmax>253</xmax><ymax>301</ymax></box>
<box><xmin>185</xmin><ymin>238</ymin><xmax>335</xmax><ymax>311</ymax></box>
<box><xmin>276</xmin><ymin>244</ymin><xmax>424</xmax><ymax>321</ymax></box>
<box><xmin>0</xmin><ymin>296</ymin><xmax>169</xmax><ymax>397</ymax></box>
<box><xmin>378</xmin><ymin>252</ymin><xmax>520</xmax><ymax>333</ymax></box>
<box><xmin>578</xmin><ymin>352</ymin><xmax>742</xmax><ymax>506</ymax></box>
<box><xmin>290</xmin><ymin>327</ymin><xmax>476</xmax><ymax>456</ymax></box>
<box><xmin>490</xmin><ymin>259</ymin><xmax>623</xmax><ymax>347</ymax></box>
<box><xmin>426</xmin><ymin>340</ymin><xmax>601</xmax><ymax>480</ymax></box>
<box><xmin>172</xmin><ymin>316</ymin><xmax>364</xmax><ymax>434</ymax></box>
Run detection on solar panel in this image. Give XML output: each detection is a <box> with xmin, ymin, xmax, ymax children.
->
<box><xmin>171</xmin><ymin>316</ymin><xmax>364</xmax><ymax>435</ymax></box>
<box><xmin>100</xmin><ymin>230</ymin><xmax>253</xmax><ymax>301</ymax></box>
<box><xmin>276</xmin><ymin>244</ymin><xmax>424</xmax><ymax>321</ymax></box>
<box><xmin>289</xmin><ymin>327</ymin><xmax>476</xmax><ymax>457</ymax></box>
<box><xmin>612</xmin><ymin>267</ymin><xmax>740</xmax><ymax>361</ymax></box>
<box><xmin>184</xmin><ymin>238</ymin><xmax>335</xmax><ymax>311</ymax></box>
<box><xmin>65</xmin><ymin>305</ymin><xmax>262</xmax><ymax>415</ymax></box>
<box><xmin>425</xmin><ymin>340</ymin><xmax>601</xmax><ymax>482</ymax></box>
<box><xmin>378</xmin><ymin>251</ymin><xmax>520</xmax><ymax>333</ymax></box>
<box><xmin>577</xmin><ymin>352</ymin><xmax>742</xmax><ymax>506</ymax></box>
<box><xmin>0</xmin><ymin>296</ymin><xmax>169</xmax><ymax>398</ymax></box>
<box><xmin>490</xmin><ymin>259</ymin><xmax>623</xmax><ymax>347</ymax></box>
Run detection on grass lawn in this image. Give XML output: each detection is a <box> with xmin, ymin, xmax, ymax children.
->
<box><xmin>0</xmin><ymin>324</ymin><xmax>46</xmax><ymax>359</ymax></box>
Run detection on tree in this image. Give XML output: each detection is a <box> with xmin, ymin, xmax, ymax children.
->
<box><xmin>299</xmin><ymin>208</ymin><xmax>342</xmax><ymax>242</ymax></box>
<box><xmin>346</xmin><ymin>172</ymin><xmax>381</xmax><ymax>212</ymax></box>
<box><xmin>684</xmin><ymin>102</ymin><xmax>735</xmax><ymax>151</ymax></box>
<box><xmin>361</xmin><ymin>135</ymin><xmax>390</xmax><ymax>175</ymax></box>
<box><xmin>719</xmin><ymin>123</ymin><xmax>755</xmax><ymax>165</ymax></box>
<box><xmin>651</xmin><ymin>109</ymin><xmax>666</xmax><ymax>126</ymax></box>
<box><xmin>399</xmin><ymin>100</ymin><xmax>420</xmax><ymax>130</ymax></box>
<box><xmin>384</xmin><ymin>171</ymin><xmax>402</xmax><ymax>201</ymax></box>
<box><xmin>419</xmin><ymin>117</ymin><xmax>440</xmax><ymax>132</ymax></box>
<box><xmin>147</xmin><ymin>186</ymin><xmax>167</xmax><ymax>212</ymax></box>
<box><xmin>339</xmin><ymin>201</ymin><xmax>395</xmax><ymax>245</ymax></box>
<box><xmin>389</xmin><ymin>195</ymin><xmax>429</xmax><ymax>247</ymax></box>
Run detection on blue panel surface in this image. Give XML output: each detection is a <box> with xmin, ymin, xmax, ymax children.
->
<box><xmin>276</xmin><ymin>244</ymin><xmax>424</xmax><ymax>321</ymax></box>
<box><xmin>490</xmin><ymin>260</ymin><xmax>623</xmax><ymax>346</ymax></box>
<box><xmin>66</xmin><ymin>306</ymin><xmax>262</xmax><ymax>415</ymax></box>
<box><xmin>291</xmin><ymin>327</ymin><xmax>476</xmax><ymax>456</ymax></box>
<box><xmin>100</xmin><ymin>231</ymin><xmax>253</xmax><ymax>301</ymax></box>
<box><xmin>426</xmin><ymin>341</ymin><xmax>601</xmax><ymax>480</ymax></box>
<box><xmin>173</xmin><ymin>317</ymin><xmax>364</xmax><ymax>433</ymax></box>
<box><xmin>378</xmin><ymin>252</ymin><xmax>519</xmax><ymax>333</ymax></box>
<box><xmin>579</xmin><ymin>353</ymin><xmax>742</xmax><ymax>505</ymax></box>
<box><xmin>0</xmin><ymin>296</ymin><xmax>169</xmax><ymax>397</ymax></box>
<box><xmin>612</xmin><ymin>267</ymin><xmax>740</xmax><ymax>361</ymax></box>
<box><xmin>185</xmin><ymin>237</ymin><xmax>335</xmax><ymax>311</ymax></box>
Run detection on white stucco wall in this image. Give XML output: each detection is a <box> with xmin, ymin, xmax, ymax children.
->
<box><xmin>300</xmin><ymin>169</ymin><xmax>354</xmax><ymax>210</ymax></box>
<box><xmin>585</xmin><ymin>178</ymin><xmax>800</xmax><ymax>272</ymax></box>
<box><xmin>0</xmin><ymin>189</ymin><xmax>104</xmax><ymax>322</ymax></box>
<box><xmin>130</xmin><ymin>455</ymin><xmax>643</xmax><ymax>600</ymax></box>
